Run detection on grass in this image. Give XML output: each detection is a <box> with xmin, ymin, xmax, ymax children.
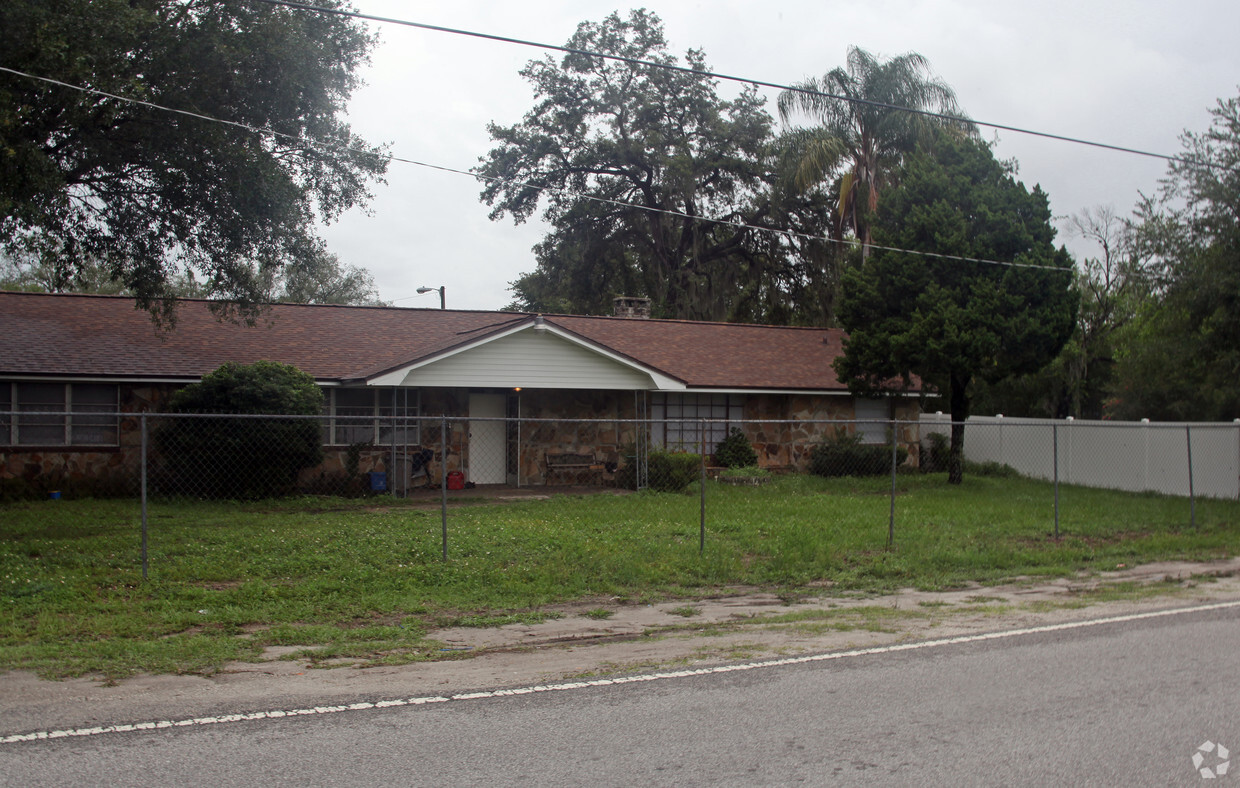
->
<box><xmin>1</xmin><ymin>472</ymin><xmax>1237</xmax><ymax>681</ymax></box>
<box><xmin>719</xmin><ymin>466</ymin><xmax>771</xmax><ymax>478</ymax></box>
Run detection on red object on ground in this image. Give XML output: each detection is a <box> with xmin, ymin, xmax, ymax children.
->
<box><xmin>446</xmin><ymin>471</ymin><xmax>465</xmax><ymax>490</ymax></box>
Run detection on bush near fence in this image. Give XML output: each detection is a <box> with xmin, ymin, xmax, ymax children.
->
<box><xmin>644</xmin><ymin>450</ymin><xmax>702</xmax><ymax>493</ymax></box>
<box><xmin>809</xmin><ymin>428</ymin><xmax>909</xmax><ymax>477</ymax></box>
<box><xmin>713</xmin><ymin>428</ymin><xmax>758</xmax><ymax>469</ymax></box>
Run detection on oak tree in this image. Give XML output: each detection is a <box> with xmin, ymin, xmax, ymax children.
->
<box><xmin>0</xmin><ymin>0</ymin><xmax>388</xmax><ymax>322</ymax></box>
<box><xmin>480</xmin><ymin>10</ymin><xmax>831</xmax><ymax>323</ymax></box>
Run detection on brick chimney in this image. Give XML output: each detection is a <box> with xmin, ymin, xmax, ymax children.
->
<box><xmin>613</xmin><ymin>296</ymin><xmax>652</xmax><ymax>319</ymax></box>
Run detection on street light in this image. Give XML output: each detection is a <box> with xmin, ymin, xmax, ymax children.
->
<box><xmin>416</xmin><ymin>285</ymin><xmax>445</xmax><ymax>309</ymax></box>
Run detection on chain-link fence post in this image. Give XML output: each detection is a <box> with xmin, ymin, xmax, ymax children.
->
<box><xmin>440</xmin><ymin>415</ymin><xmax>448</xmax><ymax>560</ymax></box>
<box><xmin>140</xmin><ymin>413</ymin><xmax>149</xmax><ymax>581</ymax></box>
<box><xmin>887</xmin><ymin>418</ymin><xmax>897</xmax><ymax>550</ymax></box>
<box><xmin>390</xmin><ymin>395</ymin><xmax>398</xmax><ymax>498</ymax></box>
<box><xmin>699</xmin><ymin>418</ymin><xmax>706</xmax><ymax>555</ymax></box>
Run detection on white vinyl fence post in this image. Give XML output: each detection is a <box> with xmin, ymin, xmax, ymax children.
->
<box><xmin>1053</xmin><ymin>422</ymin><xmax>1060</xmax><ymax>540</ymax></box>
<box><xmin>1142</xmin><ymin>418</ymin><xmax>1151</xmax><ymax>491</ymax></box>
<box><xmin>1187</xmin><ymin>425</ymin><xmax>1196</xmax><ymax>528</ymax></box>
<box><xmin>1065</xmin><ymin>416</ymin><xmax>1074</xmax><ymax>485</ymax></box>
<box><xmin>996</xmin><ymin>414</ymin><xmax>1004</xmax><ymax>467</ymax></box>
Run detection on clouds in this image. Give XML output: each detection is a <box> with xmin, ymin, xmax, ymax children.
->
<box><xmin>319</xmin><ymin>1</ymin><xmax>1240</xmax><ymax>310</ymax></box>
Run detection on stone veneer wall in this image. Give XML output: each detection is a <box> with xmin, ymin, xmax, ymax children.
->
<box><xmin>511</xmin><ymin>389</ymin><xmax>637</xmax><ymax>485</ymax></box>
<box><xmin>738</xmin><ymin>394</ymin><xmax>921</xmax><ymax>470</ymax></box>
<box><xmin>501</xmin><ymin>390</ymin><xmax>922</xmax><ymax>485</ymax></box>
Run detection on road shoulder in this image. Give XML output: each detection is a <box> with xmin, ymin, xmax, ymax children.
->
<box><xmin>3</xmin><ymin>557</ymin><xmax>1239</xmax><ymax>738</ymax></box>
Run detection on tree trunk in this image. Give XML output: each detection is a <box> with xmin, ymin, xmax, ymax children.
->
<box><xmin>947</xmin><ymin>372</ymin><xmax>970</xmax><ymax>485</ymax></box>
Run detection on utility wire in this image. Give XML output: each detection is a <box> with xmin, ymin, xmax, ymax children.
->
<box><xmin>0</xmin><ymin>64</ymin><xmax>1073</xmax><ymax>274</ymax></box>
<box><xmin>248</xmin><ymin>0</ymin><xmax>1222</xmax><ymax>172</ymax></box>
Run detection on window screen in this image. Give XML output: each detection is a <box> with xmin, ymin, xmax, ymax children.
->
<box><xmin>854</xmin><ymin>398</ymin><xmax>889</xmax><ymax>444</ymax></box>
<box><xmin>325</xmin><ymin>388</ymin><xmax>422</xmax><ymax>446</ymax></box>
<box><xmin>333</xmin><ymin>388</ymin><xmax>376</xmax><ymax>445</ymax></box>
<box><xmin>378</xmin><ymin>388</ymin><xmax>420</xmax><ymax>445</ymax></box>
<box><xmin>0</xmin><ymin>384</ymin><xmax>10</xmax><ymax>445</ymax></box>
<box><xmin>70</xmin><ymin>384</ymin><xmax>119</xmax><ymax>445</ymax></box>
<box><xmin>2</xmin><ymin>382</ymin><xmax>119</xmax><ymax>446</ymax></box>
<box><xmin>17</xmin><ymin>383</ymin><xmax>66</xmax><ymax>445</ymax></box>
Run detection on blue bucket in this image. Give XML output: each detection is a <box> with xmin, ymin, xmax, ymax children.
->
<box><xmin>48</xmin><ymin>491</ymin><xmax>61</xmax><ymax>500</ymax></box>
<box><xmin>368</xmin><ymin>472</ymin><xmax>387</xmax><ymax>492</ymax></box>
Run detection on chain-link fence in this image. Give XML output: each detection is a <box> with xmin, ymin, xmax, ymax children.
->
<box><xmin>4</xmin><ymin>411</ymin><xmax>1238</xmax><ymax>577</ymax></box>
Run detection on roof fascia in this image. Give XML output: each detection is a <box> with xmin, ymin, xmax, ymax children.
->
<box><xmin>677</xmin><ymin>387</ymin><xmax>922</xmax><ymax>397</ymax></box>
<box><xmin>680</xmin><ymin>388</ymin><xmax>853</xmax><ymax>396</ymax></box>
<box><xmin>0</xmin><ymin>373</ymin><xmax>347</xmax><ymax>386</ymax></box>
<box><xmin>0</xmin><ymin>374</ymin><xmax>199</xmax><ymax>385</ymax></box>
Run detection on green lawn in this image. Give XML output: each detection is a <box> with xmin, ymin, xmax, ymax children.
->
<box><xmin>2</xmin><ymin>473</ymin><xmax>1236</xmax><ymax>680</ymax></box>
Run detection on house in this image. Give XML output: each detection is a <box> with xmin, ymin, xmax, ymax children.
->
<box><xmin>0</xmin><ymin>291</ymin><xmax>921</xmax><ymax>489</ymax></box>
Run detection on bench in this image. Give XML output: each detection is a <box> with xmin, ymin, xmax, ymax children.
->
<box><xmin>545</xmin><ymin>452</ymin><xmax>605</xmax><ymax>485</ymax></box>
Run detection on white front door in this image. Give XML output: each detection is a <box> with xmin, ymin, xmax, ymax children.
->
<box><xmin>468</xmin><ymin>393</ymin><xmax>507</xmax><ymax>484</ymax></box>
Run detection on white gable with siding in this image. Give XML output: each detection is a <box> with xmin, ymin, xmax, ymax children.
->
<box><xmin>367</xmin><ymin>321</ymin><xmax>686</xmax><ymax>391</ymax></box>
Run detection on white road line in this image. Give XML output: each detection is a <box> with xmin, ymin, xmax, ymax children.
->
<box><xmin>5</xmin><ymin>599</ymin><xmax>1239</xmax><ymax>745</ymax></box>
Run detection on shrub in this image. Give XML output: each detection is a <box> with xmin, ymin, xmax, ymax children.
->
<box><xmin>647</xmin><ymin>450</ymin><xmax>701</xmax><ymax>493</ymax></box>
<box><xmin>613</xmin><ymin>446</ymin><xmax>701</xmax><ymax>492</ymax></box>
<box><xmin>153</xmin><ymin>361</ymin><xmax>324</xmax><ymax>499</ymax></box>
<box><xmin>963</xmin><ymin>460</ymin><xmax>1021</xmax><ymax>478</ymax></box>
<box><xmin>809</xmin><ymin>428</ymin><xmax>907</xmax><ymax>477</ymax></box>
<box><xmin>921</xmin><ymin>432</ymin><xmax>950</xmax><ymax>473</ymax></box>
<box><xmin>713</xmin><ymin>428</ymin><xmax>757</xmax><ymax>469</ymax></box>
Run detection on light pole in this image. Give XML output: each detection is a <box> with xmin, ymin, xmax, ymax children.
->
<box><xmin>417</xmin><ymin>285</ymin><xmax>445</xmax><ymax>309</ymax></box>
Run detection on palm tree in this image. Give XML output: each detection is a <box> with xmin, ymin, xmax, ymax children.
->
<box><xmin>777</xmin><ymin>46</ymin><xmax>971</xmax><ymax>254</ymax></box>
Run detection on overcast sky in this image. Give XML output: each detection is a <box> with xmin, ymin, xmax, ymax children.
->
<box><xmin>316</xmin><ymin>0</ymin><xmax>1240</xmax><ymax>312</ymax></box>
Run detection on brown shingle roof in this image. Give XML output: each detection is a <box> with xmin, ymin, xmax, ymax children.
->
<box><xmin>549</xmin><ymin>314</ymin><xmax>848</xmax><ymax>390</ymax></box>
<box><xmin>0</xmin><ymin>291</ymin><xmax>850</xmax><ymax>391</ymax></box>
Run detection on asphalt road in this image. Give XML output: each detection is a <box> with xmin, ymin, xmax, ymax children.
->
<box><xmin>3</xmin><ymin>604</ymin><xmax>1237</xmax><ymax>786</ymax></box>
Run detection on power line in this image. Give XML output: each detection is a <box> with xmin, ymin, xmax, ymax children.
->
<box><xmin>0</xmin><ymin>64</ymin><xmax>1073</xmax><ymax>274</ymax></box>
<box><xmin>248</xmin><ymin>0</ymin><xmax>1220</xmax><ymax>172</ymax></box>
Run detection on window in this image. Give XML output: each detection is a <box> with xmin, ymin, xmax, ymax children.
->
<box><xmin>322</xmin><ymin>388</ymin><xmax>420</xmax><ymax>446</ymax></box>
<box><xmin>0</xmin><ymin>382</ymin><xmax>119</xmax><ymax>446</ymax></box>
<box><xmin>379</xmin><ymin>387</ymin><xmax>419</xmax><ymax>446</ymax></box>
<box><xmin>651</xmin><ymin>393</ymin><xmax>744</xmax><ymax>454</ymax></box>
<box><xmin>854</xmin><ymin>398</ymin><xmax>890</xmax><ymax>444</ymax></box>
<box><xmin>71</xmin><ymin>384</ymin><xmax>120</xmax><ymax>444</ymax></box>
<box><xmin>332</xmin><ymin>388</ymin><xmax>377</xmax><ymax>445</ymax></box>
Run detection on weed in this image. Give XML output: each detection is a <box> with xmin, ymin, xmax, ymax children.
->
<box><xmin>667</xmin><ymin>605</ymin><xmax>702</xmax><ymax>617</ymax></box>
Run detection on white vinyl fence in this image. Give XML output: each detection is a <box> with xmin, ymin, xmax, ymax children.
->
<box><xmin>920</xmin><ymin>414</ymin><xmax>1240</xmax><ymax>500</ymax></box>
